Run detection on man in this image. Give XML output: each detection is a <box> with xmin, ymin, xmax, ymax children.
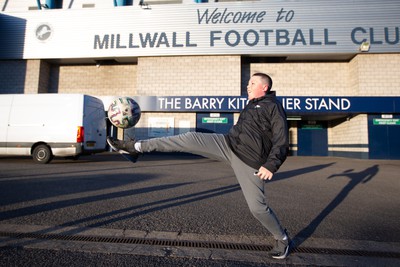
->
<box><xmin>107</xmin><ymin>73</ymin><xmax>291</xmax><ymax>259</ymax></box>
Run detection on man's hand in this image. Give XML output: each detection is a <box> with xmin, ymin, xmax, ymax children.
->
<box><xmin>256</xmin><ymin>166</ymin><xmax>274</xmax><ymax>180</ymax></box>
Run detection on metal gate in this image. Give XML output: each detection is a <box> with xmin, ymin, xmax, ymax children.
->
<box><xmin>298</xmin><ymin>121</ymin><xmax>328</xmax><ymax>156</ymax></box>
<box><xmin>368</xmin><ymin>115</ymin><xmax>400</xmax><ymax>159</ymax></box>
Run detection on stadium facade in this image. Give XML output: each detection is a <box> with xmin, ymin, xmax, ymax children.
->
<box><xmin>1</xmin><ymin>0</ymin><xmax>399</xmax><ymax>159</ymax></box>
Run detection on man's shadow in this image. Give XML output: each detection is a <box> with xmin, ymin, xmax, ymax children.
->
<box><xmin>294</xmin><ymin>164</ymin><xmax>379</xmax><ymax>247</ymax></box>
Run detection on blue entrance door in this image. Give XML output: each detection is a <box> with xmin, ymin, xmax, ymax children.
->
<box><xmin>298</xmin><ymin>121</ymin><xmax>328</xmax><ymax>156</ymax></box>
<box><xmin>196</xmin><ymin>113</ymin><xmax>233</xmax><ymax>134</ymax></box>
<box><xmin>368</xmin><ymin>115</ymin><xmax>400</xmax><ymax>159</ymax></box>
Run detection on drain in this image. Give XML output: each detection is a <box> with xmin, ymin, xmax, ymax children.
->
<box><xmin>0</xmin><ymin>231</ymin><xmax>399</xmax><ymax>258</ymax></box>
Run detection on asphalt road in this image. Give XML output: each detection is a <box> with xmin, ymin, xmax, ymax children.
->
<box><xmin>0</xmin><ymin>153</ymin><xmax>399</xmax><ymax>266</ymax></box>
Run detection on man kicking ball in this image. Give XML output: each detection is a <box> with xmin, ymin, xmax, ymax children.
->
<box><xmin>107</xmin><ymin>73</ymin><xmax>291</xmax><ymax>259</ymax></box>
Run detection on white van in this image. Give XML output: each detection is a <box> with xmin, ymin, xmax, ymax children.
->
<box><xmin>0</xmin><ymin>94</ymin><xmax>107</xmax><ymax>163</ymax></box>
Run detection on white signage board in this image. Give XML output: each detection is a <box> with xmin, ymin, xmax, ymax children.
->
<box><xmin>0</xmin><ymin>0</ymin><xmax>399</xmax><ymax>59</ymax></box>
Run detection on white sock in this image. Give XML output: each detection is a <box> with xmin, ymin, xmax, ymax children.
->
<box><xmin>134</xmin><ymin>142</ymin><xmax>142</xmax><ymax>152</ymax></box>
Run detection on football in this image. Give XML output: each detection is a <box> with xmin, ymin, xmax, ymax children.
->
<box><xmin>107</xmin><ymin>97</ymin><xmax>141</xmax><ymax>129</ymax></box>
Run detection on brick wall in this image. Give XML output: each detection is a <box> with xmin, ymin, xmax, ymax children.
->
<box><xmin>249</xmin><ymin>62</ymin><xmax>351</xmax><ymax>96</ymax></box>
<box><xmin>38</xmin><ymin>61</ymin><xmax>50</xmax><ymax>94</ymax></box>
<box><xmin>288</xmin><ymin>121</ymin><xmax>298</xmax><ymax>154</ymax></box>
<box><xmin>51</xmin><ymin>64</ymin><xmax>137</xmax><ymax>96</ymax></box>
<box><xmin>355</xmin><ymin>54</ymin><xmax>400</xmax><ymax>96</ymax></box>
<box><xmin>23</xmin><ymin>60</ymin><xmax>41</xmax><ymax>94</ymax></box>
<box><xmin>1</xmin><ymin>54</ymin><xmax>399</xmax><ymax>156</ymax></box>
<box><xmin>4</xmin><ymin>54</ymin><xmax>398</xmax><ymax>97</ymax></box>
<box><xmin>248</xmin><ymin>54</ymin><xmax>400</xmax><ymax>97</ymax></box>
<box><xmin>0</xmin><ymin>59</ymin><xmax>49</xmax><ymax>94</ymax></box>
<box><xmin>137</xmin><ymin>56</ymin><xmax>241</xmax><ymax>96</ymax></box>
<box><xmin>130</xmin><ymin>55</ymin><xmax>241</xmax><ymax>139</ymax></box>
<box><xmin>328</xmin><ymin>115</ymin><xmax>369</xmax><ymax>157</ymax></box>
<box><xmin>247</xmin><ymin>54</ymin><xmax>400</xmax><ymax>158</ymax></box>
<box><xmin>330</xmin><ymin>115</ymin><xmax>369</xmax><ymax>145</ymax></box>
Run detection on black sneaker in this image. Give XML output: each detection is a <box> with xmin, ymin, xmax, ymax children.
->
<box><xmin>107</xmin><ymin>137</ymin><xmax>140</xmax><ymax>163</ymax></box>
<box><xmin>268</xmin><ymin>230</ymin><xmax>291</xmax><ymax>259</ymax></box>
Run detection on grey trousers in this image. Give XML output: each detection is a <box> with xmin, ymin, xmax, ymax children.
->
<box><xmin>140</xmin><ymin>132</ymin><xmax>286</xmax><ymax>240</ymax></box>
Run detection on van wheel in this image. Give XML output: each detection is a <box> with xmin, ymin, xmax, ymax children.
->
<box><xmin>32</xmin><ymin>145</ymin><xmax>53</xmax><ymax>164</ymax></box>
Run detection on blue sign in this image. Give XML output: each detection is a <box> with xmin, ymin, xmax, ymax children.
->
<box><xmin>132</xmin><ymin>96</ymin><xmax>400</xmax><ymax>114</ymax></box>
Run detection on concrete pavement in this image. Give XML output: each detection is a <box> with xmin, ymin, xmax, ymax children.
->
<box><xmin>0</xmin><ymin>153</ymin><xmax>399</xmax><ymax>266</ymax></box>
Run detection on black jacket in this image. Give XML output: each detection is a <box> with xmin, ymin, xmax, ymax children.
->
<box><xmin>225</xmin><ymin>92</ymin><xmax>289</xmax><ymax>173</ymax></box>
